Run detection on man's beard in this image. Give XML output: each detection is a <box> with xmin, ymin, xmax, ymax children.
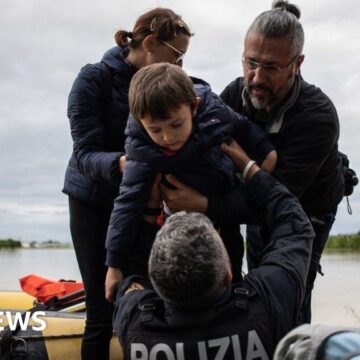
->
<box><xmin>246</xmin><ymin>74</ymin><xmax>295</xmax><ymax>111</ymax></box>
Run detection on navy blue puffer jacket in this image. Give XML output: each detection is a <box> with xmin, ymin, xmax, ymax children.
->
<box><xmin>106</xmin><ymin>79</ymin><xmax>274</xmax><ymax>267</ymax></box>
<box><xmin>63</xmin><ymin>46</ymin><xmax>137</xmax><ymax>209</ymax></box>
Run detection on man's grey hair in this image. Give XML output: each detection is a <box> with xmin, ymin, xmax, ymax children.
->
<box><xmin>247</xmin><ymin>0</ymin><xmax>304</xmax><ymax>56</ymax></box>
<box><xmin>148</xmin><ymin>212</ymin><xmax>230</xmax><ymax>307</ymax></box>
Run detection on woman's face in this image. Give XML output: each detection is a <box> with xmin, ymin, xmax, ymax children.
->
<box><xmin>146</xmin><ymin>33</ymin><xmax>190</xmax><ymax>68</ymax></box>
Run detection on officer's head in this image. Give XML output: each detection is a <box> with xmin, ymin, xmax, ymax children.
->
<box><xmin>149</xmin><ymin>212</ymin><xmax>232</xmax><ymax>307</ymax></box>
<box><xmin>242</xmin><ymin>0</ymin><xmax>305</xmax><ymax>112</ymax></box>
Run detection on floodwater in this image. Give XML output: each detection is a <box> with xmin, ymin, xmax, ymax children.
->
<box><xmin>0</xmin><ymin>249</ymin><xmax>359</xmax><ymax>326</ymax></box>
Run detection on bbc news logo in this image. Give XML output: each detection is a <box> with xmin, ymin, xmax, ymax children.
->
<box><xmin>0</xmin><ymin>311</ymin><xmax>46</xmax><ymax>331</ymax></box>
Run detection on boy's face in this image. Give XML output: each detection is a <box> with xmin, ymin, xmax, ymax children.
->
<box><xmin>140</xmin><ymin>104</ymin><xmax>194</xmax><ymax>152</ymax></box>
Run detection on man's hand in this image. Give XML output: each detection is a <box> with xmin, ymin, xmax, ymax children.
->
<box><xmin>105</xmin><ymin>267</ymin><xmax>124</xmax><ymax>303</ymax></box>
<box><xmin>160</xmin><ymin>175</ymin><xmax>208</xmax><ymax>213</ymax></box>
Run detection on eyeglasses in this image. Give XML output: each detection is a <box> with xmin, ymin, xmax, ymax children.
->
<box><xmin>161</xmin><ymin>41</ymin><xmax>185</xmax><ymax>64</ymax></box>
<box><xmin>242</xmin><ymin>54</ymin><xmax>299</xmax><ymax>75</ymax></box>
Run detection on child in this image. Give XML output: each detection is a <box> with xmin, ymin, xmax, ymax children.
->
<box><xmin>105</xmin><ymin>63</ymin><xmax>276</xmax><ymax>293</ymax></box>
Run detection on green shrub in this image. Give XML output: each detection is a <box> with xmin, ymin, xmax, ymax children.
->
<box><xmin>0</xmin><ymin>238</ymin><xmax>22</xmax><ymax>249</ymax></box>
<box><xmin>326</xmin><ymin>234</ymin><xmax>360</xmax><ymax>251</ymax></box>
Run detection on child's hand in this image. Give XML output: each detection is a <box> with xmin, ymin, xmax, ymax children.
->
<box><xmin>260</xmin><ymin>150</ymin><xmax>277</xmax><ymax>173</ymax></box>
<box><xmin>105</xmin><ymin>267</ymin><xmax>124</xmax><ymax>303</ymax></box>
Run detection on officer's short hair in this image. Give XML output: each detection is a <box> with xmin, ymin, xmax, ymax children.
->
<box><xmin>149</xmin><ymin>212</ymin><xmax>230</xmax><ymax>307</ymax></box>
<box><xmin>247</xmin><ymin>0</ymin><xmax>304</xmax><ymax>56</ymax></box>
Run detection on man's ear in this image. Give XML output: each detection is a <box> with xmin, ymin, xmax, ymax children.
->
<box><xmin>193</xmin><ymin>97</ymin><xmax>201</xmax><ymax>116</ymax></box>
<box><xmin>295</xmin><ymin>54</ymin><xmax>305</xmax><ymax>76</ymax></box>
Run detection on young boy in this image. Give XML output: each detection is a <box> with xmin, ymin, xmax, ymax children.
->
<box><xmin>105</xmin><ymin>63</ymin><xmax>276</xmax><ymax>297</ymax></box>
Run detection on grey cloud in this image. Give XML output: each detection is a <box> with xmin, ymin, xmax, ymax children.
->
<box><xmin>1</xmin><ymin>0</ymin><xmax>359</xmax><ymax>242</ymax></box>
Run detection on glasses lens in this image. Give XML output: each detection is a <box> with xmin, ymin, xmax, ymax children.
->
<box><xmin>242</xmin><ymin>58</ymin><xmax>282</xmax><ymax>74</ymax></box>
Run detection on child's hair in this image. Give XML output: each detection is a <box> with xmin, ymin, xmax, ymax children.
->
<box><xmin>129</xmin><ymin>63</ymin><xmax>197</xmax><ymax>122</ymax></box>
<box><xmin>115</xmin><ymin>8</ymin><xmax>192</xmax><ymax>48</ymax></box>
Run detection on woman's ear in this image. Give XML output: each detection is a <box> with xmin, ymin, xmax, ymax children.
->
<box><xmin>142</xmin><ymin>34</ymin><xmax>156</xmax><ymax>55</ymax></box>
<box><xmin>193</xmin><ymin>97</ymin><xmax>201</xmax><ymax>116</ymax></box>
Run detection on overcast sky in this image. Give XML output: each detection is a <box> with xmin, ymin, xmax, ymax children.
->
<box><xmin>1</xmin><ymin>0</ymin><xmax>359</xmax><ymax>242</ymax></box>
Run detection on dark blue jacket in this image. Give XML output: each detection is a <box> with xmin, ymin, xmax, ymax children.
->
<box><xmin>106</xmin><ymin>80</ymin><xmax>274</xmax><ymax>267</ymax></box>
<box><xmin>220</xmin><ymin>76</ymin><xmax>344</xmax><ymax>217</ymax></box>
<box><xmin>63</xmin><ymin>46</ymin><xmax>137</xmax><ymax>209</ymax></box>
<box><xmin>113</xmin><ymin>171</ymin><xmax>314</xmax><ymax>359</ymax></box>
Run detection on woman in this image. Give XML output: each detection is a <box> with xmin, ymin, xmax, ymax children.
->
<box><xmin>63</xmin><ymin>8</ymin><xmax>192</xmax><ymax>359</ymax></box>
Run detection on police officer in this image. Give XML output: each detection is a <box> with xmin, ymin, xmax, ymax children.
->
<box><xmin>112</xmin><ymin>140</ymin><xmax>314</xmax><ymax>360</ymax></box>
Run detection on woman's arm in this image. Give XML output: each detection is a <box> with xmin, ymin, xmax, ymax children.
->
<box><xmin>68</xmin><ymin>64</ymin><xmax>125</xmax><ymax>181</ymax></box>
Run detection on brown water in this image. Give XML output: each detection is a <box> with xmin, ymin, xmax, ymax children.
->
<box><xmin>1</xmin><ymin>249</ymin><xmax>359</xmax><ymax>326</ymax></box>
<box><xmin>312</xmin><ymin>253</ymin><xmax>360</xmax><ymax>326</ymax></box>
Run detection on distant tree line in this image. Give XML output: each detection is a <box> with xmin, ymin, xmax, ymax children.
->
<box><xmin>1</xmin><ymin>233</ymin><xmax>359</xmax><ymax>251</ymax></box>
<box><xmin>325</xmin><ymin>232</ymin><xmax>360</xmax><ymax>251</ymax></box>
<box><xmin>0</xmin><ymin>238</ymin><xmax>22</xmax><ymax>249</ymax></box>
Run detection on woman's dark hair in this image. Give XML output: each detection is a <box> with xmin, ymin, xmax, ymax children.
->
<box><xmin>115</xmin><ymin>8</ymin><xmax>192</xmax><ymax>48</ymax></box>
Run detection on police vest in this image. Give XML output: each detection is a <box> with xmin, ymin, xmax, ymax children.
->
<box><xmin>124</xmin><ymin>285</ymin><xmax>276</xmax><ymax>360</ymax></box>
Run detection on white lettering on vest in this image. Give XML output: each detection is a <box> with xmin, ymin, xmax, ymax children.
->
<box><xmin>149</xmin><ymin>344</ymin><xmax>176</xmax><ymax>360</ymax></box>
<box><xmin>231</xmin><ymin>335</ymin><xmax>242</xmax><ymax>360</ymax></box>
<box><xmin>131</xmin><ymin>343</ymin><xmax>148</xmax><ymax>360</ymax></box>
<box><xmin>176</xmin><ymin>343</ymin><xmax>185</xmax><ymax>360</ymax></box>
<box><xmin>198</xmin><ymin>341</ymin><xmax>208</xmax><ymax>360</ymax></box>
<box><xmin>246</xmin><ymin>330</ymin><xmax>269</xmax><ymax>360</ymax></box>
<box><xmin>129</xmin><ymin>330</ymin><xmax>269</xmax><ymax>360</ymax></box>
<box><xmin>208</xmin><ymin>336</ymin><xmax>230</xmax><ymax>360</ymax></box>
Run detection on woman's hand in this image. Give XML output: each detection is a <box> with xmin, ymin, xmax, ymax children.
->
<box><xmin>147</xmin><ymin>173</ymin><xmax>162</xmax><ymax>208</ymax></box>
<box><xmin>144</xmin><ymin>174</ymin><xmax>163</xmax><ymax>224</ymax></box>
<box><xmin>160</xmin><ymin>175</ymin><xmax>208</xmax><ymax>213</ymax></box>
<box><xmin>119</xmin><ymin>155</ymin><xmax>126</xmax><ymax>173</ymax></box>
<box><xmin>105</xmin><ymin>267</ymin><xmax>124</xmax><ymax>303</ymax></box>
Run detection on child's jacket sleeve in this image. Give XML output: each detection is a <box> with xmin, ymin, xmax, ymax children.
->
<box><xmin>229</xmin><ymin>106</ymin><xmax>275</xmax><ymax>164</ymax></box>
<box><xmin>105</xmin><ymin>156</ymin><xmax>155</xmax><ymax>268</ymax></box>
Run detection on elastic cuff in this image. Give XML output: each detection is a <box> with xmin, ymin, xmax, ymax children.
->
<box><xmin>106</xmin><ymin>250</ymin><xmax>127</xmax><ymax>268</ymax></box>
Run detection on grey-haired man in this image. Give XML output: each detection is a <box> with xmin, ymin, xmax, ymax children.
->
<box><xmin>219</xmin><ymin>1</ymin><xmax>344</xmax><ymax>323</ymax></box>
